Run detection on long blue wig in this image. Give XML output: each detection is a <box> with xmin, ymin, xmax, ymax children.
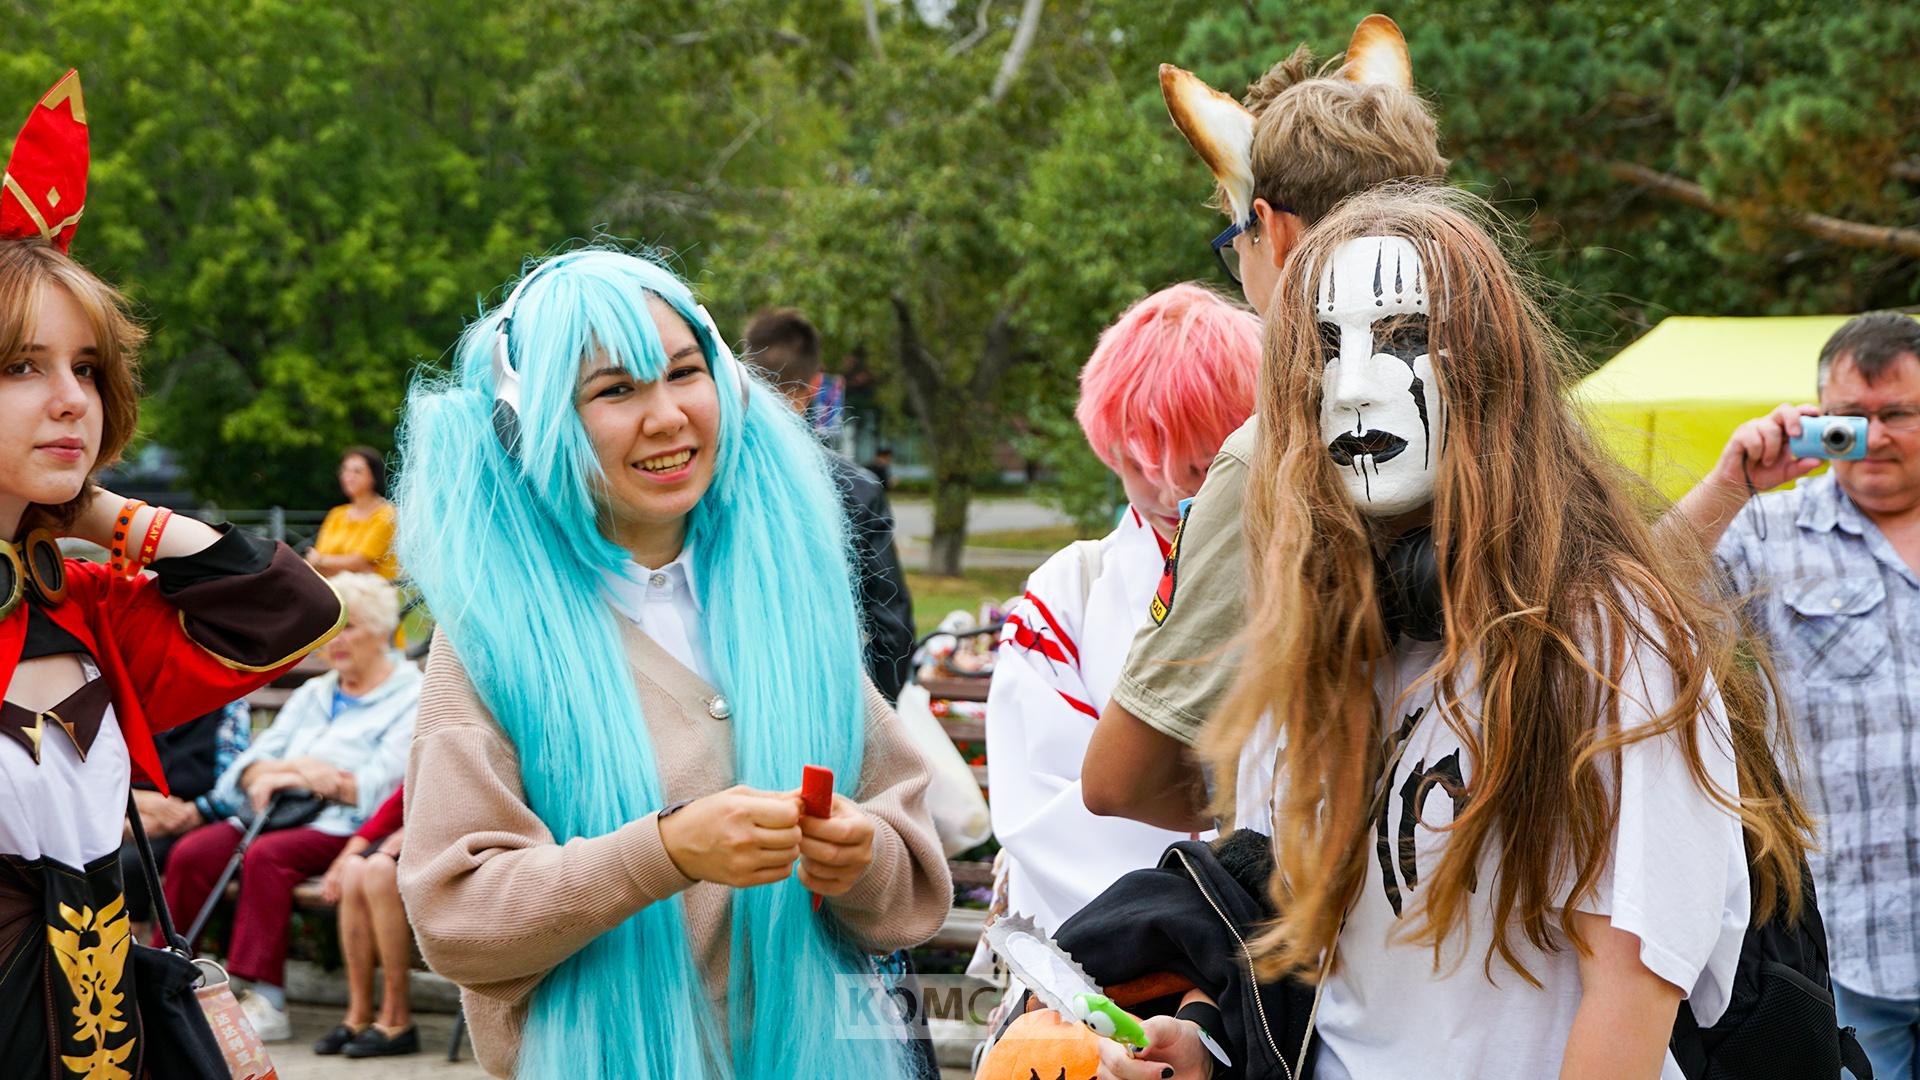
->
<box><xmin>395</xmin><ymin>248</ymin><xmax>911</xmax><ymax>1079</ymax></box>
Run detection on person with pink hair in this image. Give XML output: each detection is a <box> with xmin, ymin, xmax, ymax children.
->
<box><xmin>983</xmin><ymin>283</ymin><xmax>1260</xmax><ymax>936</ymax></box>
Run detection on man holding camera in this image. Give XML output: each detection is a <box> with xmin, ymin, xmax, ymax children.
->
<box><xmin>1674</xmin><ymin>311</ymin><xmax>1920</xmax><ymax>1079</ymax></box>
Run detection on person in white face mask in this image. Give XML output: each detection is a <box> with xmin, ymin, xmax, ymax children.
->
<box><xmin>1091</xmin><ymin>184</ymin><xmax>1822</xmax><ymax>1080</ymax></box>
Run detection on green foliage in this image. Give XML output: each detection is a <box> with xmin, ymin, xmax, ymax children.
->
<box><xmin>4</xmin><ymin>0</ymin><xmax>1914</xmax><ymax>527</ymax></box>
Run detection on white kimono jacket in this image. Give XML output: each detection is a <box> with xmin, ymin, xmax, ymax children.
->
<box><xmin>986</xmin><ymin>508</ymin><xmax>1207</xmax><ymax>937</ymax></box>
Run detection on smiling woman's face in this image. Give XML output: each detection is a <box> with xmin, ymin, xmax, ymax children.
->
<box><xmin>575</xmin><ymin>295</ymin><xmax>722</xmax><ymax>561</ymax></box>
<box><xmin>1316</xmin><ymin>235</ymin><xmax>1443</xmax><ymax>517</ymax></box>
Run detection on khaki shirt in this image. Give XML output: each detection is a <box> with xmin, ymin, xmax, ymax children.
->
<box><xmin>1109</xmin><ymin>417</ymin><xmax>1255</xmax><ymax>747</ymax></box>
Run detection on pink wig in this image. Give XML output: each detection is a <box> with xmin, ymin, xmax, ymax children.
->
<box><xmin>1076</xmin><ymin>283</ymin><xmax>1262</xmax><ymax>491</ymax></box>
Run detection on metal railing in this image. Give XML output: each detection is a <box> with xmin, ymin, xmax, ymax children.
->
<box><xmin>198</xmin><ymin>507</ymin><xmax>332</xmax><ymax>551</ymax></box>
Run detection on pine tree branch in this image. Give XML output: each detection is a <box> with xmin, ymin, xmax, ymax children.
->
<box><xmin>1602</xmin><ymin>159</ymin><xmax>1920</xmax><ymax>258</ymax></box>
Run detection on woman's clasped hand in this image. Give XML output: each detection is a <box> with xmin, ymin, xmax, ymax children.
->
<box><xmin>656</xmin><ymin>784</ymin><xmax>875</xmax><ymax>893</ymax></box>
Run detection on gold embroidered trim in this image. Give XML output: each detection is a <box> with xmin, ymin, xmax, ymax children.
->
<box><xmin>49</xmin><ymin>893</ymin><xmax>134</xmax><ymax>1079</ymax></box>
<box><xmin>1</xmin><ymin>172</ymin><xmax>85</xmax><ymax>243</ymax></box>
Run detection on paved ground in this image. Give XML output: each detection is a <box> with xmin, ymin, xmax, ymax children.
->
<box><xmin>271</xmin><ymin>1003</ymin><xmax>972</xmax><ymax>1078</ymax></box>
<box><xmin>271</xmin><ymin>1004</ymin><xmax>485</xmax><ymax>1079</ymax></box>
<box><xmin>892</xmin><ymin>495</ymin><xmax>1072</xmax><ymax>571</ymax></box>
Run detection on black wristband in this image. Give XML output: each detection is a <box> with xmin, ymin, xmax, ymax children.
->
<box><xmin>1175</xmin><ymin>1000</ymin><xmax>1234</xmax><ymax>1079</ymax></box>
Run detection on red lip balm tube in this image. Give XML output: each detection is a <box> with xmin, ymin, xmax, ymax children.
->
<box><xmin>801</xmin><ymin>765</ymin><xmax>833</xmax><ymax>910</ymax></box>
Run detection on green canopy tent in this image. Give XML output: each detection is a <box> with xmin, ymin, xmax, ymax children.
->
<box><xmin>1574</xmin><ymin>314</ymin><xmax>1864</xmax><ymax>500</ymax></box>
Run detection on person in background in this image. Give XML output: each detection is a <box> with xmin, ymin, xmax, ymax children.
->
<box><xmin>308</xmin><ymin>446</ymin><xmax>399</xmax><ymax>580</ymax></box>
<box><xmin>986</xmin><ymin>283</ymin><xmax>1259</xmax><ymax>937</ymax></box>
<box><xmin>160</xmin><ymin>571</ymin><xmax>419</xmax><ymax>1042</ymax></box>
<box><xmin>312</xmin><ymin>784</ymin><xmax>416</xmax><ymax>1059</ymax></box>
<box><xmin>122</xmin><ymin>698</ymin><xmax>251</xmax><ymax>936</ymax></box>
<box><xmin>866</xmin><ymin>445</ymin><xmax>895</xmax><ymax>491</ymax></box>
<box><xmin>746</xmin><ymin>307</ymin><xmax>916</xmax><ymax>700</ymax></box>
<box><xmin>1670</xmin><ymin>312</ymin><xmax>1920</xmax><ymax>1080</ymax></box>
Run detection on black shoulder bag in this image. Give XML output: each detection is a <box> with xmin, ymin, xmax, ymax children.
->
<box><xmin>124</xmin><ymin>795</ymin><xmax>233</xmax><ymax>1078</ymax></box>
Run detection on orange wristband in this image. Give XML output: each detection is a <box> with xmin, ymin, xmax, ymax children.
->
<box><xmin>131</xmin><ymin>507</ymin><xmax>172</xmax><ymax>576</ymax></box>
<box><xmin>109</xmin><ymin>500</ymin><xmax>147</xmax><ymax>577</ymax></box>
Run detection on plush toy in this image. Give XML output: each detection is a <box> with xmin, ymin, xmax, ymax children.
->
<box><xmin>974</xmin><ymin>1008</ymin><xmax>1102</xmax><ymax>1080</ymax></box>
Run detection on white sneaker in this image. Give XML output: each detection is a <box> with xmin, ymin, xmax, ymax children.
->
<box><xmin>240</xmin><ymin>991</ymin><xmax>293</xmax><ymax>1042</ymax></box>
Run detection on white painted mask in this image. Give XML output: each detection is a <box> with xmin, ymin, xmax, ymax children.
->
<box><xmin>1317</xmin><ymin>236</ymin><xmax>1443</xmax><ymax>516</ymax></box>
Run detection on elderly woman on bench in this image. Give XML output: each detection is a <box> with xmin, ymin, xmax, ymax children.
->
<box><xmin>160</xmin><ymin>571</ymin><xmax>421</xmax><ymax>1042</ymax></box>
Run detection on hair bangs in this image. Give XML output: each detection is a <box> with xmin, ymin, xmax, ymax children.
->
<box><xmin>1077</xmin><ymin>283</ymin><xmax>1262</xmax><ymax>490</ymax></box>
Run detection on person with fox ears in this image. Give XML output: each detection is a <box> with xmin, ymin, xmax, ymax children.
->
<box><xmin>1083</xmin><ymin>15</ymin><xmax>1447</xmax><ymax>830</ymax></box>
<box><xmin>0</xmin><ymin>72</ymin><xmax>345</xmax><ymax>1075</ymax></box>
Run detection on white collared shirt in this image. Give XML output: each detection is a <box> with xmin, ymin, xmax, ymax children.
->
<box><xmin>602</xmin><ymin>547</ymin><xmax>714</xmax><ymax>685</ymax></box>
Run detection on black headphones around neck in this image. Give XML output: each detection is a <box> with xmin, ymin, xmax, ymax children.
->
<box><xmin>1375</xmin><ymin>525</ymin><xmax>1442</xmax><ymax>643</ymax></box>
<box><xmin>0</xmin><ymin>529</ymin><xmax>69</xmax><ymax>621</ymax></box>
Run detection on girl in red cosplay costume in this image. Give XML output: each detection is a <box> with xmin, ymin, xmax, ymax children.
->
<box><xmin>0</xmin><ymin>71</ymin><xmax>345</xmax><ymax>1077</ymax></box>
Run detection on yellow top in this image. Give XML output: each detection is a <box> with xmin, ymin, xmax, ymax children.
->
<box><xmin>314</xmin><ymin>501</ymin><xmax>399</xmax><ymax>580</ymax></box>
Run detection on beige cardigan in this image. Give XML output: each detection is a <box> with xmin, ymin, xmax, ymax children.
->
<box><xmin>396</xmin><ymin>625</ymin><xmax>952</xmax><ymax>1077</ymax></box>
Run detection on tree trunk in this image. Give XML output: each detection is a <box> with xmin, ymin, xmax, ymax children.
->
<box><xmin>928</xmin><ymin>448</ymin><xmax>975</xmax><ymax>577</ymax></box>
<box><xmin>890</xmin><ymin>295</ymin><xmax>1021</xmax><ymax>577</ymax></box>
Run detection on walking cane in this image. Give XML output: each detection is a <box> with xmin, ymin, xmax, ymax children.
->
<box><xmin>184</xmin><ymin>789</ymin><xmax>299</xmax><ymax>947</ymax></box>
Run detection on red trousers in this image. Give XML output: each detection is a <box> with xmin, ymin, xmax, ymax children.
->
<box><xmin>159</xmin><ymin>821</ymin><xmax>348</xmax><ymax>986</ymax></box>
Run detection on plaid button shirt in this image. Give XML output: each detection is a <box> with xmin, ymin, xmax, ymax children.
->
<box><xmin>1718</xmin><ymin>473</ymin><xmax>1920</xmax><ymax>996</ymax></box>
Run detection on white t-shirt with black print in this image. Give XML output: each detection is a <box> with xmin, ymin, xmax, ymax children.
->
<box><xmin>1236</xmin><ymin>633</ymin><xmax>1750</xmax><ymax>1080</ymax></box>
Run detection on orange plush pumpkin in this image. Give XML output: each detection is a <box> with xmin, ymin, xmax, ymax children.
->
<box><xmin>975</xmin><ymin>1008</ymin><xmax>1102</xmax><ymax>1080</ymax></box>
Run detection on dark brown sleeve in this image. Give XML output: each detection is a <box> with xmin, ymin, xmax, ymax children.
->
<box><xmin>149</xmin><ymin>525</ymin><xmax>345</xmax><ymax>671</ymax></box>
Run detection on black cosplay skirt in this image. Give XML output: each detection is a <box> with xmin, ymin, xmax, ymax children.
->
<box><xmin>0</xmin><ymin>850</ymin><xmax>143</xmax><ymax>1079</ymax></box>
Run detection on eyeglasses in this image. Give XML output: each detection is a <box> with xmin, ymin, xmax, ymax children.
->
<box><xmin>1210</xmin><ymin>201</ymin><xmax>1294</xmax><ymax>286</ymax></box>
<box><xmin>1828</xmin><ymin>405</ymin><xmax>1920</xmax><ymax>433</ymax></box>
<box><xmin>1211</xmin><ymin>219</ymin><xmax>1254</xmax><ymax>285</ymax></box>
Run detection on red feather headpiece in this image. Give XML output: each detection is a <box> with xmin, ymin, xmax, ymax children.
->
<box><xmin>1</xmin><ymin>70</ymin><xmax>89</xmax><ymax>253</ymax></box>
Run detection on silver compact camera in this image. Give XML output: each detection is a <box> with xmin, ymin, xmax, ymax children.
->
<box><xmin>1788</xmin><ymin>416</ymin><xmax>1869</xmax><ymax>461</ymax></box>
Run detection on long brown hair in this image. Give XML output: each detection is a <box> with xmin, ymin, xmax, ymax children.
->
<box><xmin>0</xmin><ymin>239</ymin><xmax>145</xmax><ymax>530</ymax></box>
<box><xmin>1206</xmin><ymin>184</ymin><xmax>1812</xmax><ymax>984</ymax></box>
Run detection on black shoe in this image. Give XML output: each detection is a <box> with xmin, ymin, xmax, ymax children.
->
<box><xmin>312</xmin><ymin>1024</ymin><xmax>365</xmax><ymax>1055</ymax></box>
<box><xmin>342</xmin><ymin>1024</ymin><xmax>420</xmax><ymax>1058</ymax></box>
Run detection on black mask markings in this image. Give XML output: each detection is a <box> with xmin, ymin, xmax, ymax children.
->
<box><xmin>1410</xmin><ymin>376</ymin><xmax>1431</xmax><ymax>468</ymax></box>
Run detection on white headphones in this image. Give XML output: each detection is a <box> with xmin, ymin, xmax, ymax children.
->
<box><xmin>488</xmin><ymin>260</ymin><xmax>745</xmax><ymax>453</ymax></box>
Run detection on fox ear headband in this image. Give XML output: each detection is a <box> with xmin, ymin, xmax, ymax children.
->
<box><xmin>488</xmin><ymin>259</ymin><xmax>747</xmax><ymax>454</ymax></box>
<box><xmin>1</xmin><ymin>70</ymin><xmax>88</xmax><ymax>252</ymax></box>
<box><xmin>1158</xmin><ymin>14</ymin><xmax>1412</xmax><ymax>228</ymax></box>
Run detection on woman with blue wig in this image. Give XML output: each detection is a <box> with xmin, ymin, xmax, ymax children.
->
<box><xmin>392</xmin><ymin>247</ymin><xmax>952</xmax><ymax>1079</ymax></box>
